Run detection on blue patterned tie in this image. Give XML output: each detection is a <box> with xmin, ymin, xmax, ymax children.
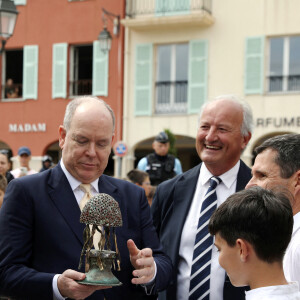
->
<box><xmin>189</xmin><ymin>176</ymin><xmax>222</xmax><ymax>300</ymax></box>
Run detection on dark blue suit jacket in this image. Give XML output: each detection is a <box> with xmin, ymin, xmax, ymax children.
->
<box><xmin>0</xmin><ymin>164</ymin><xmax>172</xmax><ymax>300</ymax></box>
<box><xmin>151</xmin><ymin>160</ymin><xmax>251</xmax><ymax>300</ymax></box>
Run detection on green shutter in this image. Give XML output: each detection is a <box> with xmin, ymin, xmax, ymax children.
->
<box><xmin>14</xmin><ymin>0</ymin><xmax>26</xmax><ymax>5</ymax></box>
<box><xmin>134</xmin><ymin>44</ymin><xmax>153</xmax><ymax>116</ymax></box>
<box><xmin>92</xmin><ymin>41</ymin><xmax>108</xmax><ymax>96</ymax></box>
<box><xmin>52</xmin><ymin>43</ymin><xmax>67</xmax><ymax>99</ymax></box>
<box><xmin>23</xmin><ymin>45</ymin><xmax>38</xmax><ymax>100</ymax></box>
<box><xmin>244</xmin><ymin>36</ymin><xmax>264</xmax><ymax>94</ymax></box>
<box><xmin>156</xmin><ymin>0</ymin><xmax>190</xmax><ymax>16</ymax></box>
<box><xmin>188</xmin><ymin>40</ymin><xmax>208</xmax><ymax>114</ymax></box>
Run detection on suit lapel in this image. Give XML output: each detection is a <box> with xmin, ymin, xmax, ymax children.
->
<box><xmin>168</xmin><ymin>164</ymin><xmax>201</xmax><ymax>266</ymax></box>
<box><xmin>235</xmin><ymin>160</ymin><xmax>251</xmax><ymax>192</ymax></box>
<box><xmin>47</xmin><ymin>164</ymin><xmax>85</xmax><ymax>245</ymax></box>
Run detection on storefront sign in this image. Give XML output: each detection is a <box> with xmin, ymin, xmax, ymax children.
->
<box><xmin>9</xmin><ymin>123</ymin><xmax>46</xmax><ymax>132</ymax></box>
<box><xmin>256</xmin><ymin>117</ymin><xmax>300</xmax><ymax>128</ymax></box>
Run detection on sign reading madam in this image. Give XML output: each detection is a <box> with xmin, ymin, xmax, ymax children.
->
<box><xmin>9</xmin><ymin>123</ymin><xmax>46</xmax><ymax>133</ymax></box>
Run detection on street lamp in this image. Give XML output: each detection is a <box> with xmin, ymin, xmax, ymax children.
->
<box><xmin>98</xmin><ymin>8</ymin><xmax>120</xmax><ymax>53</ymax></box>
<box><xmin>0</xmin><ymin>0</ymin><xmax>18</xmax><ymax>53</ymax></box>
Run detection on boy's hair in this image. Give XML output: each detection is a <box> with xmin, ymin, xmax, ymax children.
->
<box><xmin>208</xmin><ymin>186</ymin><xmax>293</xmax><ymax>263</ymax></box>
<box><xmin>127</xmin><ymin>169</ymin><xmax>149</xmax><ymax>185</ymax></box>
<box><xmin>0</xmin><ymin>174</ymin><xmax>7</xmax><ymax>192</ymax></box>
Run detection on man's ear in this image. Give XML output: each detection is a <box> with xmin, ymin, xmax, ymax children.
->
<box><xmin>236</xmin><ymin>238</ymin><xmax>251</xmax><ymax>263</ymax></box>
<box><xmin>294</xmin><ymin>170</ymin><xmax>300</xmax><ymax>192</ymax></box>
<box><xmin>58</xmin><ymin>126</ymin><xmax>66</xmax><ymax>149</ymax></box>
<box><xmin>293</xmin><ymin>170</ymin><xmax>300</xmax><ymax>208</ymax></box>
<box><xmin>241</xmin><ymin>132</ymin><xmax>252</xmax><ymax>150</ymax></box>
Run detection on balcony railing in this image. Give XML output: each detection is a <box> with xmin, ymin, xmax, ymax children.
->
<box><xmin>126</xmin><ymin>0</ymin><xmax>212</xmax><ymax>17</ymax></box>
<box><xmin>155</xmin><ymin>80</ymin><xmax>187</xmax><ymax>114</ymax></box>
<box><xmin>268</xmin><ymin>75</ymin><xmax>300</xmax><ymax>92</ymax></box>
<box><xmin>69</xmin><ymin>79</ymin><xmax>92</xmax><ymax>96</ymax></box>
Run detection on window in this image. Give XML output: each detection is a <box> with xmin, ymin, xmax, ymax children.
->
<box><xmin>3</xmin><ymin>49</ymin><xmax>23</xmax><ymax>99</ymax></box>
<box><xmin>155</xmin><ymin>43</ymin><xmax>188</xmax><ymax>114</ymax></box>
<box><xmin>69</xmin><ymin>45</ymin><xmax>93</xmax><ymax>96</ymax></box>
<box><xmin>269</xmin><ymin>36</ymin><xmax>300</xmax><ymax>92</ymax></box>
<box><xmin>2</xmin><ymin>46</ymin><xmax>38</xmax><ymax>101</ymax></box>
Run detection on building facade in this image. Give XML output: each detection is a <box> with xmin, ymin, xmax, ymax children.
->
<box><xmin>0</xmin><ymin>0</ymin><xmax>124</xmax><ymax>175</ymax></box>
<box><xmin>121</xmin><ymin>0</ymin><xmax>300</xmax><ymax>177</ymax></box>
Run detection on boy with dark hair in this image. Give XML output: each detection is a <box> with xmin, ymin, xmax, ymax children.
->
<box><xmin>209</xmin><ymin>186</ymin><xmax>300</xmax><ymax>299</ymax></box>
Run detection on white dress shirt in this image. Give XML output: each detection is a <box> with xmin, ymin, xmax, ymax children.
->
<box><xmin>177</xmin><ymin>161</ymin><xmax>240</xmax><ymax>300</ymax></box>
<box><xmin>245</xmin><ymin>282</ymin><xmax>300</xmax><ymax>300</ymax></box>
<box><xmin>52</xmin><ymin>160</ymin><xmax>99</xmax><ymax>300</ymax></box>
<box><xmin>284</xmin><ymin>212</ymin><xmax>300</xmax><ymax>285</ymax></box>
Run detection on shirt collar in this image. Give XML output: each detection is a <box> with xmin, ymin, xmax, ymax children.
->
<box><xmin>200</xmin><ymin>160</ymin><xmax>241</xmax><ymax>189</ymax></box>
<box><xmin>60</xmin><ymin>160</ymin><xmax>99</xmax><ymax>192</ymax></box>
<box><xmin>293</xmin><ymin>212</ymin><xmax>300</xmax><ymax>235</ymax></box>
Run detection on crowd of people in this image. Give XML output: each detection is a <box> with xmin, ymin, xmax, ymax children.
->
<box><xmin>0</xmin><ymin>94</ymin><xmax>299</xmax><ymax>300</ymax></box>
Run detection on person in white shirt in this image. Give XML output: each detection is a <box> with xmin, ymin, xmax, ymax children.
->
<box><xmin>209</xmin><ymin>187</ymin><xmax>300</xmax><ymax>300</ymax></box>
<box><xmin>11</xmin><ymin>146</ymin><xmax>38</xmax><ymax>178</ymax></box>
<box><xmin>246</xmin><ymin>133</ymin><xmax>300</xmax><ymax>285</ymax></box>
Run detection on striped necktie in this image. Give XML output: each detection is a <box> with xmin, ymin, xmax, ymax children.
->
<box><xmin>79</xmin><ymin>184</ymin><xmax>92</xmax><ymax>211</ymax></box>
<box><xmin>189</xmin><ymin>176</ymin><xmax>222</xmax><ymax>300</ymax></box>
<box><xmin>79</xmin><ymin>184</ymin><xmax>101</xmax><ymax>249</ymax></box>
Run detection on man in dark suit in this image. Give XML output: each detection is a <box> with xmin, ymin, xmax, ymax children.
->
<box><xmin>151</xmin><ymin>95</ymin><xmax>254</xmax><ymax>300</ymax></box>
<box><xmin>0</xmin><ymin>96</ymin><xmax>172</xmax><ymax>300</ymax></box>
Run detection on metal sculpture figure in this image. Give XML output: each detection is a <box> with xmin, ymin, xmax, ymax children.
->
<box><xmin>78</xmin><ymin>193</ymin><xmax>123</xmax><ymax>286</ymax></box>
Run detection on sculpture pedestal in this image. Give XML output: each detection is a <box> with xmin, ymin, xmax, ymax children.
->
<box><xmin>78</xmin><ymin>249</ymin><xmax>122</xmax><ymax>286</ymax></box>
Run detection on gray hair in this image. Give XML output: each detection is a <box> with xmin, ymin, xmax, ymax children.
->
<box><xmin>255</xmin><ymin>133</ymin><xmax>300</xmax><ymax>178</ymax></box>
<box><xmin>198</xmin><ymin>94</ymin><xmax>254</xmax><ymax>138</ymax></box>
<box><xmin>63</xmin><ymin>96</ymin><xmax>115</xmax><ymax>132</ymax></box>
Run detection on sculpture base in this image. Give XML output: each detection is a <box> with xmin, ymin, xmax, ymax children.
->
<box><xmin>78</xmin><ymin>249</ymin><xmax>122</xmax><ymax>286</ymax></box>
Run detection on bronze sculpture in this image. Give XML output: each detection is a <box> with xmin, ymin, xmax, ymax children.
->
<box><xmin>78</xmin><ymin>193</ymin><xmax>123</xmax><ymax>286</ymax></box>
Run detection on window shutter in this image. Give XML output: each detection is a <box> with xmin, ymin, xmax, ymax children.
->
<box><xmin>156</xmin><ymin>0</ymin><xmax>190</xmax><ymax>16</ymax></box>
<box><xmin>23</xmin><ymin>45</ymin><xmax>38</xmax><ymax>100</ymax></box>
<box><xmin>52</xmin><ymin>43</ymin><xmax>67</xmax><ymax>99</ymax></box>
<box><xmin>134</xmin><ymin>44</ymin><xmax>153</xmax><ymax>116</ymax></box>
<box><xmin>92</xmin><ymin>41</ymin><xmax>108</xmax><ymax>96</ymax></box>
<box><xmin>245</xmin><ymin>36</ymin><xmax>264</xmax><ymax>94</ymax></box>
<box><xmin>188</xmin><ymin>40</ymin><xmax>208</xmax><ymax>114</ymax></box>
<box><xmin>14</xmin><ymin>0</ymin><xmax>26</xmax><ymax>5</ymax></box>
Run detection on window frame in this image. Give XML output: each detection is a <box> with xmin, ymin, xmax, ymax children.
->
<box><xmin>268</xmin><ymin>36</ymin><xmax>300</xmax><ymax>93</ymax></box>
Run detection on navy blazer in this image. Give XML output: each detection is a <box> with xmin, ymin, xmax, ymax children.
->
<box><xmin>151</xmin><ymin>160</ymin><xmax>251</xmax><ymax>300</ymax></box>
<box><xmin>0</xmin><ymin>164</ymin><xmax>172</xmax><ymax>300</ymax></box>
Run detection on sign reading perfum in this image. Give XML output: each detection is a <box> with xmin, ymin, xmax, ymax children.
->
<box><xmin>9</xmin><ymin>123</ymin><xmax>46</xmax><ymax>133</ymax></box>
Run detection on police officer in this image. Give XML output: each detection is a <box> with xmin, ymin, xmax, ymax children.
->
<box><xmin>137</xmin><ymin>132</ymin><xmax>182</xmax><ymax>186</ymax></box>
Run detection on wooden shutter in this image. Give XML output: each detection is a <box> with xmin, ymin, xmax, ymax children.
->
<box><xmin>52</xmin><ymin>43</ymin><xmax>67</xmax><ymax>99</ymax></box>
<box><xmin>14</xmin><ymin>0</ymin><xmax>26</xmax><ymax>5</ymax></box>
<box><xmin>244</xmin><ymin>36</ymin><xmax>264</xmax><ymax>94</ymax></box>
<box><xmin>23</xmin><ymin>45</ymin><xmax>38</xmax><ymax>100</ymax></box>
<box><xmin>188</xmin><ymin>40</ymin><xmax>208</xmax><ymax>114</ymax></box>
<box><xmin>92</xmin><ymin>41</ymin><xmax>109</xmax><ymax>96</ymax></box>
<box><xmin>134</xmin><ymin>44</ymin><xmax>153</xmax><ymax>116</ymax></box>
